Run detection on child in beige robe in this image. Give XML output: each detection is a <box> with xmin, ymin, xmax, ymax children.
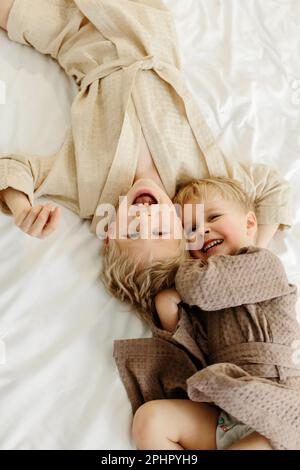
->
<box><xmin>0</xmin><ymin>1</ymin><xmax>292</xmax><ymax>240</ymax></box>
<box><xmin>0</xmin><ymin>1</ymin><xmax>293</xmax><ymax>311</ymax></box>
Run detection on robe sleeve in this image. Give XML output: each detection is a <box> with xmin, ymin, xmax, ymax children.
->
<box><xmin>0</xmin><ymin>152</ymin><xmax>55</xmax><ymax>215</ymax></box>
<box><xmin>7</xmin><ymin>0</ymin><xmax>84</xmax><ymax>62</ymax></box>
<box><xmin>228</xmin><ymin>160</ymin><xmax>293</xmax><ymax>231</ymax></box>
<box><xmin>0</xmin><ymin>131</ymin><xmax>78</xmax><ymax>216</ymax></box>
<box><xmin>175</xmin><ymin>246</ymin><xmax>295</xmax><ymax>311</ymax></box>
<box><xmin>0</xmin><ymin>0</ymin><xmax>84</xmax><ymax>217</ymax></box>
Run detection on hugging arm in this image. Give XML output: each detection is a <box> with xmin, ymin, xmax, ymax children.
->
<box><xmin>175</xmin><ymin>247</ymin><xmax>294</xmax><ymax>311</ymax></box>
<box><xmin>155</xmin><ymin>288</ymin><xmax>182</xmax><ymax>332</ymax></box>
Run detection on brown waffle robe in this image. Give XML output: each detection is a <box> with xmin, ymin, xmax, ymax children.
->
<box><xmin>114</xmin><ymin>246</ymin><xmax>300</xmax><ymax>450</ymax></box>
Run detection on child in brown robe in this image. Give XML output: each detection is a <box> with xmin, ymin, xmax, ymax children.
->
<box><xmin>114</xmin><ymin>176</ymin><xmax>300</xmax><ymax>450</ymax></box>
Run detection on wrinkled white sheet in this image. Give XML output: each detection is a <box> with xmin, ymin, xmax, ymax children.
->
<box><xmin>0</xmin><ymin>0</ymin><xmax>299</xmax><ymax>450</ymax></box>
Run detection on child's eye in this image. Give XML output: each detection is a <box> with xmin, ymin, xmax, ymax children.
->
<box><xmin>210</xmin><ymin>214</ymin><xmax>221</xmax><ymax>221</ymax></box>
<box><xmin>127</xmin><ymin>232</ymin><xmax>140</xmax><ymax>239</ymax></box>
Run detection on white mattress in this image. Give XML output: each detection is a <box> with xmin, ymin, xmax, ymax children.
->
<box><xmin>0</xmin><ymin>0</ymin><xmax>299</xmax><ymax>450</ymax></box>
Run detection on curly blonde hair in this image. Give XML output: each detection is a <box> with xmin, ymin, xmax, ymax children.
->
<box><xmin>100</xmin><ymin>236</ymin><xmax>188</xmax><ymax>324</ymax></box>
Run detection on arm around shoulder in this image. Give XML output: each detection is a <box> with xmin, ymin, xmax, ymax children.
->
<box><xmin>175</xmin><ymin>248</ymin><xmax>292</xmax><ymax>310</ymax></box>
<box><xmin>155</xmin><ymin>288</ymin><xmax>181</xmax><ymax>333</ymax></box>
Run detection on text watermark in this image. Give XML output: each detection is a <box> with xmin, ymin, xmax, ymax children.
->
<box><xmin>95</xmin><ymin>199</ymin><xmax>205</xmax><ymax>251</ymax></box>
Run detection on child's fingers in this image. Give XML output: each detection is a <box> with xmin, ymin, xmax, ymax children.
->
<box><xmin>29</xmin><ymin>204</ymin><xmax>56</xmax><ymax>237</ymax></box>
<box><xmin>14</xmin><ymin>204</ymin><xmax>61</xmax><ymax>239</ymax></box>
<box><xmin>16</xmin><ymin>205</ymin><xmax>44</xmax><ymax>232</ymax></box>
<box><xmin>14</xmin><ymin>207</ymin><xmax>32</xmax><ymax>227</ymax></box>
<box><xmin>39</xmin><ymin>207</ymin><xmax>61</xmax><ymax>239</ymax></box>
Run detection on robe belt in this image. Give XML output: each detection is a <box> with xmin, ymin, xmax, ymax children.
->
<box><xmin>79</xmin><ymin>54</ymin><xmax>228</xmax><ymax>177</ymax></box>
<box><xmin>208</xmin><ymin>342</ymin><xmax>300</xmax><ymax>375</ymax></box>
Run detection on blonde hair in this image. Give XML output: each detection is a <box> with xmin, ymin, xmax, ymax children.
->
<box><xmin>101</xmin><ymin>236</ymin><xmax>188</xmax><ymax>324</ymax></box>
<box><xmin>174</xmin><ymin>176</ymin><xmax>255</xmax><ymax>213</ymax></box>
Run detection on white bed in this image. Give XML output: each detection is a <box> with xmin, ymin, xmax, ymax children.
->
<box><xmin>0</xmin><ymin>0</ymin><xmax>299</xmax><ymax>450</ymax></box>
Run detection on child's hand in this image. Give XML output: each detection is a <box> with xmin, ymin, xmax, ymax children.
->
<box><xmin>14</xmin><ymin>203</ymin><xmax>61</xmax><ymax>239</ymax></box>
<box><xmin>155</xmin><ymin>288</ymin><xmax>182</xmax><ymax>332</ymax></box>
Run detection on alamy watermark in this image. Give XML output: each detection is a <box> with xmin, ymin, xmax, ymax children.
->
<box><xmin>95</xmin><ymin>198</ymin><xmax>205</xmax><ymax>251</ymax></box>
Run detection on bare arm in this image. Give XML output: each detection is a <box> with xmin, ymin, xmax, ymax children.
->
<box><xmin>154</xmin><ymin>288</ymin><xmax>182</xmax><ymax>333</ymax></box>
<box><xmin>0</xmin><ymin>0</ymin><xmax>14</xmax><ymax>31</ymax></box>
<box><xmin>0</xmin><ymin>187</ymin><xmax>31</xmax><ymax>216</ymax></box>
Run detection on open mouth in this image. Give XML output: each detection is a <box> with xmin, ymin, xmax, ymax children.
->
<box><xmin>133</xmin><ymin>192</ymin><xmax>158</xmax><ymax>205</ymax></box>
<box><xmin>201</xmin><ymin>239</ymin><xmax>224</xmax><ymax>253</ymax></box>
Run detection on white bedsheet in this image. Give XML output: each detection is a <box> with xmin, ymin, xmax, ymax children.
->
<box><xmin>0</xmin><ymin>0</ymin><xmax>299</xmax><ymax>450</ymax></box>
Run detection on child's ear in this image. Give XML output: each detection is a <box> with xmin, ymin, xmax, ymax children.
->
<box><xmin>246</xmin><ymin>211</ymin><xmax>258</xmax><ymax>237</ymax></box>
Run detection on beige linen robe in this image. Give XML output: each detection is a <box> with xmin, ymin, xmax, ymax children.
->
<box><xmin>114</xmin><ymin>247</ymin><xmax>300</xmax><ymax>450</ymax></box>
<box><xmin>0</xmin><ymin>0</ymin><xmax>293</xmax><ymax>234</ymax></box>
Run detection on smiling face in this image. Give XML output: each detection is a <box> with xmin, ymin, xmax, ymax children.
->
<box><xmin>107</xmin><ymin>178</ymin><xmax>184</xmax><ymax>263</ymax></box>
<box><xmin>183</xmin><ymin>197</ymin><xmax>257</xmax><ymax>260</ymax></box>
